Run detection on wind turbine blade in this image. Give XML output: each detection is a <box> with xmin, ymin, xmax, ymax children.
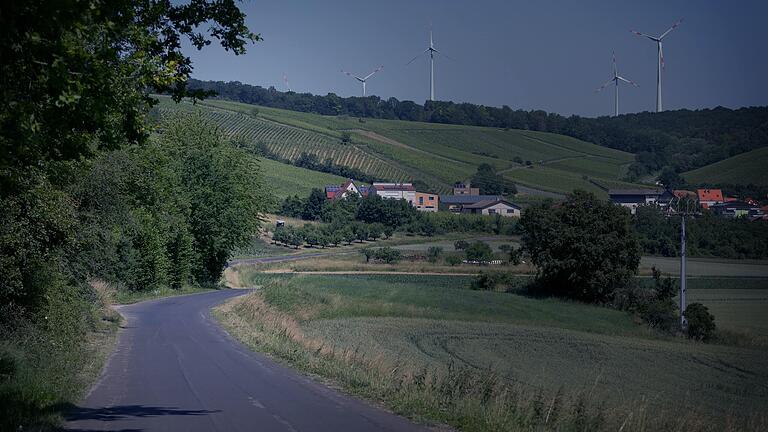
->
<box><xmin>432</xmin><ymin>49</ymin><xmax>454</xmax><ymax>61</ymax></box>
<box><xmin>595</xmin><ymin>79</ymin><xmax>614</xmax><ymax>93</ymax></box>
<box><xmin>631</xmin><ymin>30</ymin><xmax>659</xmax><ymax>41</ymax></box>
<box><xmin>659</xmin><ymin>18</ymin><xmax>683</xmax><ymax>40</ymax></box>
<box><xmin>617</xmin><ymin>76</ymin><xmax>639</xmax><ymax>87</ymax></box>
<box><xmin>341</xmin><ymin>69</ymin><xmax>364</xmax><ymax>81</ymax></box>
<box><xmin>612</xmin><ymin>51</ymin><xmax>617</xmax><ymax>77</ymax></box>
<box><xmin>363</xmin><ymin>65</ymin><xmax>384</xmax><ymax>80</ymax></box>
<box><xmin>406</xmin><ymin>50</ymin><xmax>429</xmax><ymax>65</ymax></box>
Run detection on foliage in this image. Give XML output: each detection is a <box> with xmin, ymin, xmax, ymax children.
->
<box><xmin>499</xmin><ymin>244</ymin><xmax>523</xmax><ymax>265</ymax></box>
<box><xmin>371</xmin><ymin>247</ymin><xmax>402</xmax><ymax>264</ymax></box>
<box><xmin>521</xmin><ymin>190</ymin><xmax>640</xmax><ymax>302</ymax></box>
<box><xmin>471</xmin><ymin>163</ymin><xmax>517</xmax><ymax>195</ymax></box>
<box><xmin>454</xmin><ymin>240</ymin><xmax>470</xmax><ymax>250</ymax></box>
<box><xmin>1</xmin><ymin>1</ymin><xmax>257</xmax><ymax>193</ymax></box>
<box><xmin>684</xmin><ymin>303</ymin><xmax>716</xmax><ymax>341</ymax></box>
<box><xmin>427</xmin><ymin>246</ymin><xmax>444</xmax><ymax>263</ymax></box>
<box><xmin>465</xmin><ymin>241</ymin><xmax>495</xmax><ymax>263</ymax></box>
<box><xmin>633</xmin><ymin>206</ymin><xmax>768</xmax><ymax>259</ymax></box>
<box><xmin>294</xmin><ymin>152</ymin><xmax>382</xmax><ymax>184</ymax></box>
<box><xmin>302</xmin><ymin>188</ymin><xmax>327</xmax><ymax>220</ymax></box>
<box><xmin>445</xmin><ymin>255</ymin><xmax>463</xmax><ymax>266</ymax></box>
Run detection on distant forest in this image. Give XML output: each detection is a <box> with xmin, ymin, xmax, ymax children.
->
<box><xmin>188</xmin><ymin>79</ymin><xmax>768</xmax><ymax>180</ymax></box>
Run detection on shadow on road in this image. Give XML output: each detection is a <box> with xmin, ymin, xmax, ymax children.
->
<box><xmin>65</xmin><ymin>404</ymin><xmax>219</xmax><ymax>423</ymax></box>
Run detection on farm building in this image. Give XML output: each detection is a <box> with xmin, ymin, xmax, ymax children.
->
<box><xmin>697</xmin><ymin>188</ymin><xmax>724</xmax><ymax>209</ymax></box>
<box><xmin>370</xmin><ymin>182</ymin><xmax>416</xmax><ymax>204</ymax></box>
<box><xmin>608</xmin><ymin>189</ymin><xmax>665</xmax><ymax>214</ymax></box>
<box><xmin>414</xmin><ymin>192</ymin><xmax>439</xmax><ymax>212</ymax></box>
<box><xmin>453</xmin><ymin>182</ymin><xmax>480</xmax><ymax>196</ymax></box>
<box><xmin>709</xmin><ymin>201</ymin><xmax>764</xmax><ymax>219</ymax></box>
<box><xmin>461</xmin><ymin>199</ymin><xmax>521</xmax><ymax>217</ymax></box>
<box><xmin>440</xmin><ymin>194</ymin><xmax>504</xmax><ymax>213</ymax></box>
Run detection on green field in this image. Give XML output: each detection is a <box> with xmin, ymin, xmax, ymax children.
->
<box><xmin>260</xmin><ymin>157</ymin><xmax>347</xmax><ymax>199</ymax></box>
<box><xmin>683</xmin><ymin>147</ymin><xmax>768</xmax><ymax>186</ymax></box>
<box><xmin>218</xmin><ymin>273</ymin><xmax>768</xmax><ymax>431</ymax></box>
<box><xmin>155</xmin><ymin>96</ymin><xmax>651</xmax><ymax>196</ymax></box>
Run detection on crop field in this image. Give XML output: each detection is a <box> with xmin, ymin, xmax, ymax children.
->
<box><xmin>641</xmin><ymin>256</ymin><xmax>768</xmax><ymax>277</ymax></box>
<box><xmin>259</xmin><ymin>157</ymin><xmax>346</xmax><ymax>199</ymax></box>
<box><xmin>218</xmin><ymin>273</ymin><xmax>768</xmax><ymax>431</ymax></box>
<box><xmin>683</xmin><ymin>146</ymin><xmax>768</xmax><ymax>186</ymax></box>
<box><xmin>158</xmin><ymin>97</ymin><xmax>650</xmax><ymax>196</ymax></box>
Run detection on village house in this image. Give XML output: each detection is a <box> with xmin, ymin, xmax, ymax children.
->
<box><xmin>709</xmin><ymin>201</ymin><xmax>765</xmax><ymax>219</ymax></box>
<box><xmin>607</xmin><ymin>189</ymin><xmax>667</xmax><ymax>214</ymax></box>
<box><xmin>324</xmin><ymin>179</ymin><xmax>369</xmax><ymax>200</ymax></box>
<box><xmin>370</xmin><ymin>182</ymin><xmax>416</xmax><ymax>205</ymax></box>
<box><xmin>697</xmin><ymin>188</ymin><xmax>724</xmax><ymax>209</ymax></box>
<box><xmin>461</xmin><ymin>199</ymin><xmax>521</xmax><ymax>217</ymax></box>
<box><xmin>414</xmin><ymin>191</ymin><xmax>439</xmax><ymax>212</ymax></box>
<box><xmin>452</xmin><ymin>182</ymin><xmax>480</xmax><ymax>196</ymax></box>
<box><xmin>439</xmin><ymin>194</ymin><xmax>504</xmax><ymax>213</ymax></box>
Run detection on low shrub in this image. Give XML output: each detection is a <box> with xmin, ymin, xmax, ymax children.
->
<box><xmin>684</xmin><ymin>303</ymin><xmax>716</xmax><ymax>341</ymax></box>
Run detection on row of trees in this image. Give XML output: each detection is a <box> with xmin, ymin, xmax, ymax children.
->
<box><xmin>273</xmin><ymin>222</ymin><xmax>391</xmax><ymax>248</ymax></box>
<box><xmin>188</xmin><ymin>79</ymin><xmax>768</xmax><ymax>178</ymax></box>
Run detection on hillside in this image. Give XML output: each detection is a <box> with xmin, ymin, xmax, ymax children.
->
<box><xmin>683</xmin><ymin>147</ymin><xmax>768</xmax><ymax>186</ymax></box>
<box><xmin>155</xmin><ymin>96</ymin><xmax>647</xmax><ymax>196</ymax></box>
<box><xmin>260</xmin><ymin>158</ymin><xmax>347</xmax><ymax>199</ymax></box>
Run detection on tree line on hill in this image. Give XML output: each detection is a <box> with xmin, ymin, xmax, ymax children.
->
<box><xmin>188</xmin><ymin>79</ymin><xmax>768</xmax><ymax>180</ymax></box>
<box><xmin>0</xmin><ymin>2</ymin><xmax>261</xmax><ymax>429</ymax></box>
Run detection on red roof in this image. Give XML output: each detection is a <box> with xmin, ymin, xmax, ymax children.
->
<box><xmin>697</xmin><ymin>188</ymin><xmax>723</xmax><ymax>202</ymax></box>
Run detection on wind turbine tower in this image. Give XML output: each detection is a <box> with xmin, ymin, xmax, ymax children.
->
<box><xmin>283</xmin><ymin>73</ymin><xmax>291</xmax><ymax>92</ymax></box>
<box><xmin>595</xmin><ymin>52</ymin><xmax>638</xmax><ymax>116</ymax></box>
<box><xmin>631</xmin><ymin>19</ymin><xmax>683</xmax><ymax>112</ymax></box>
<box><xmin>407</xmin><ymin>28</ymin><xmax>450</xmax><ymax>101</ymax></box>
<box><xmin>341</xmin><ymin>65</ymin><xmax>383</xmax><ymax>97</ymax></box>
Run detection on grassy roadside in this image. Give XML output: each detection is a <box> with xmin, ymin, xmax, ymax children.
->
<box><xmin>215</xmin><ymin>274</ymin><xmax>768</xmax><ymax>431</ymax></box>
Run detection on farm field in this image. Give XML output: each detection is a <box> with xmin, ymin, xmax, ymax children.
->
<box><xmin>683</xmin><ymin>147</ymin><xmax>768</xmax><ymax>186</ymax></box>
<box><xmin>641</xmin><ymin>256</ymin><xmax>768</xmax><ymax>277</ymax></box>
<box><xmin>156</xmin><ymin>96</ymin><xmax>652</xmax><ymax>196</ymax></box>
<box><xmin>259</xmin><ymin>157</ymin><xmax>346</xmax><ymax>199</ymax></box>
<box><xmin>217</xmin><ymin>273</ymin><xmax>768</xmax><ymax>431</ymax></box>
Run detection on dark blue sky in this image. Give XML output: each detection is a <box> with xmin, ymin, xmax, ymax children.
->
<box><xmin>186</xmin><ymin>0</ymin><xmax>768</xmax><ymax>117</ymax></box>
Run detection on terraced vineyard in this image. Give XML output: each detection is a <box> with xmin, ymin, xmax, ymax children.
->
<box><xmin>157</xmin><ymin>96</ymin><xmax>651</xmax><ymax>196</ymax></box>
<box><xmin>155</xmin><ymin>97</ymin><xmax>412</xmax><ymax>184</ymax></box>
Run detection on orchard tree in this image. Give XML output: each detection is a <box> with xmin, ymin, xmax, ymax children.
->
<box><xmin>520</xmin><ymin>190</ymin><xmax>640</xmax><ymax>302</ymax></box>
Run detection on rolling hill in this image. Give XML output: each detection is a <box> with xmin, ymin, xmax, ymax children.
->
<box><xmin>683</xmin><ymin>147</ymin><xmax>768</xmax><ymax>186</ymax></box>
<box><xmin>155</xmin><ymin>96</ymin><xmax>648</xmax><ymax>196</ymax></box>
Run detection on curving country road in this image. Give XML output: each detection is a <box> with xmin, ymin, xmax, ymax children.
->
<box><xmin>65</xmin><ymin>289</ymin><xmax>425</xmax><ymax>432</ymax></box>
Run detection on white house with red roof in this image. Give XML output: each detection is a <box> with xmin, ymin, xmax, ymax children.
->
<box><xmin>324</xmin><ymin>179</ymin><xmax>370</xmax><ymax>200</ymax></box>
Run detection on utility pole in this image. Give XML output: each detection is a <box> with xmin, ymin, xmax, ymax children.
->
<box><xmin>679</xmin><ymin>214</ymin><xmax>687</xmax><ymax>328</ymax></box>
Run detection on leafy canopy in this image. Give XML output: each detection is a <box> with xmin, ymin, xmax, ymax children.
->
<box><xmin>520</xmin><ymin>190</ymin><xmax>641</xmax><ymax>302</ymax></box>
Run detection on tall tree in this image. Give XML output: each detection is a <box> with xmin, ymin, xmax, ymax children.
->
<box><xmin>520</xmin><ymin>190</ymin><xmax>641</xmax><ymax>302</ymax></box>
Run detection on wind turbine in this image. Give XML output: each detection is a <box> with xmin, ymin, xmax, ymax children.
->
<box><xmin>282</xmin><ymin>73</ymin><xmax>291</xmax><ymax>92</ymax></box>
<box><xmin>595</xmin><ymin>52</ymin><xmax>638</xmax><ymax>116</ymax></box>
<box><xmin>631</xmin><ymin>19</ymin><xmax>683</xmax><ymax>112</ymax></box>
<box><xmin>407</xmin><ymin>28</ymin><xmax>450</xmax><ymax>101</ymax></box>
<box><xmin>341</xmin><ymin>65</ymin><xmax>383</xmax><ymax>97</ymax></box>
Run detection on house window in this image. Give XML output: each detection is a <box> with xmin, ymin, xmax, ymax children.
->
<box><xmin>419</xmin><ymin>197</ymin><xmax>424</xmax><ymax>205</ymax></box>
<box><xmin>429</xmin><ymin>196</ymin><xmax>434</xmax><ymax>200</ymax></box>
<box><xmin>488</xmin><ymin>209</ymin><xmax>496</xmax><ymax>214</ymax></box>
<box><xmin>506</xmin><ymin>209</ymin><xmax>513</xmax><ymax>213</ymax></box>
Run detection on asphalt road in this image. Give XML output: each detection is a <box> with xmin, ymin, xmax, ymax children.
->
<box><xmin>65</xmin><ymin>289</ymin><xmax>425</xmax><ymax>432</ymax></box>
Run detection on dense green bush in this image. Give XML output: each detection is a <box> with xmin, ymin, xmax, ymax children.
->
<box><xmin>684</xmin><ymin>303</ymin><xmax>716</xmax><ymax>341</ymax></box>
<box><xmin>521</xmin><ymin>190</ymin><xmax>640</xmax><ymax>303</ymax></box>
<box><xmin>465</xmin><ymin>241</ymin><xmax>495</xmax><ymax>263</ymax></box>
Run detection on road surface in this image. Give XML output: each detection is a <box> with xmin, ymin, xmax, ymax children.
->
<box><xmin>65</xmin><ymin>289</ymin><xmax>425</xmax><ymax>432</ymax></box>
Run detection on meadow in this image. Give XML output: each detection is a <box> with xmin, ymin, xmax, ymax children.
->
<box><xmin>683</xmin><ymin>146</ymin><xmax>768</xmax><ymax>186</ymax></box>
<box><xmin>157</xmin><ymin>97</ymin><xmax>652</xmax><ymax>196</ymax></box>
<box><xmin>217</xmin><ymin>273</ymin><xmax>768</xmax><ymax>431</ymax></box>
<box><xmin>259</xmin><ymin>157</ymin><xmax>346</xmax><ymax>199</ymax></box>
